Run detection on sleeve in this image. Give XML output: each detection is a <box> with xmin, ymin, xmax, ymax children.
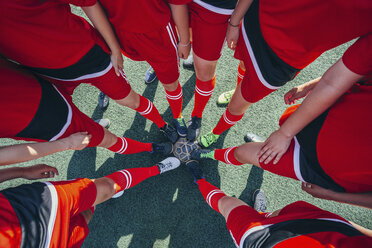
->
<box><xmin>60</xmin><ymin>0</ymin><xmax>97</xmax><ymax>7</ymax></box>
<box><xmin>342</xmin><ymin>33</ymin><xmax>372</xmax><ymax>76</ymax></box>
<box><xmin>167</xmin><ymin>0</ymin><xmax>192</xmax><ymax>4</ymax></box>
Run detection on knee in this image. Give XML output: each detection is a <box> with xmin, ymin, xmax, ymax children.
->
<box><xmin>99</xmin><ymin>177</ymin><xmax>117</xmax><ymax>199</ymax></box>
<box><xmin>239</xmin><ymin>60</ymin><xmax>246</xmax><ymax>71</ymax></box>
<box><xmin>163</xmin><ymin>80</ymin><xmax>179</xmax><ymax>91</ymax></box>
<box><xmin>234</xmin><ymin>147</ymin><xmax>246</xmax><ymax>164</ymax></box>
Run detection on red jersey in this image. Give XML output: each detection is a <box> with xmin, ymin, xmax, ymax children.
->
<box><xmin>259</xmin><ymin>0</ymin><xmax>372</xmax><ymax>69</ymax></box>
<box><xmin>98</xmin><ymin>0</ymin><xmax>191</xmax><ymax>33</ymax></box>
<box><xmin>0</xmin><ymin>0</ymin><xmax>105</xmax><ymax>69</ymax></box>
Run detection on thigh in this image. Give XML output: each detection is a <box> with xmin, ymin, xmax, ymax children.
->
<box><xmin>189</xmin><ymin>2</ymin><xmax>230</xmax><ymax>61</ymax></box>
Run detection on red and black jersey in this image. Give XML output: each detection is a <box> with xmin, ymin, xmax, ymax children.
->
<box><xmin>0</xmin><ymin>0</ymin><xmax>105</xmax><ymax>69</ymax></box>
<box><xmin>0</xmin><ymin>59</ymin><xmax>71</xmax><ymax>142</ymax></box>
<box><xmin>99</xmin><ymin>0</ymin><xmax>191</xmax><ymax>33</ymax></box>
<box><xmin>240</xmin><ymin>0</ymin><xmax>372</xmax><ymax>88</ymax></box>
<box><xmin>193</xmin><ymin>0</ymin><xmax>238</xmax><ymax>14</ymax></box>
<box><xmin>237</xmin><ymin>201</ymin><xmax>372</xmax><ymax>248</ymax></box>
<box><xmin>295</xmin><ymin>35</ymin><xmax>372</xmax><ymax>193</ymax></box>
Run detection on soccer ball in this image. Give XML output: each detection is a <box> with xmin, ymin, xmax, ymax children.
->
<box><xmin>173</xmin><ymin>137</ymin><xmax>200</xmax><ymax>162</ymax></box>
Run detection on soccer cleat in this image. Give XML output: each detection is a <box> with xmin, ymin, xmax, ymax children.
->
<box><xmin>145</xmin><ymin>66</ymin><xmax>157</xmax><ymax>84</ymax></box>
<box><xmin>151</xmin><ymin>142</ymin><xmax>173</xmax><ymax>155</ymax></box>
<box><xmin>199</xmin><ymin>131</ymin><xmax>220</xmax><ymax>148</ymax></box>
<box><xmin>94</xmin><ymin>118</ymin><xmax>111</xmax><ymax>129</ymax></box>
<box><xmin>190</xmin><ymin>148</ymin><xmax>214</xmax><ymax>161</ymax></box>
<box><xmin>186</xmin><ymin>160</ymin><xmax>204</xmax><ymax>183</ymax></box>
<box><xmin>183</xmin><ymin>52</ymin><xmax>194</xmax><ymax>71</ymax></box>
<box><xmin>252</xmin><ymin>189</ymin><xmax>267</xmax><ymax>212</ymax></box>
<box><xmin>187</xmin><ymin>116</ymin><xmax>202</xmax><ymax>141</ymax></box>
<box><xmin>157</xmin><ymin>157</ymin><xmax>181</xmax><ymax>174</ymax></box>
<box><xmin>160</xmin><ymin>124</ymin><xmax>178</xmax><ymax>143</ymax></box>
<box><xmin>244</xmin><ymin>132</ymin><xmax>263</xmax><ymax>143</ymax></box>
<box><xmin>217</xmin><ymin>89</ymin><xmax>235</xmax><ymax>106</ymax></box>
<box><xmin>174</xmin><ymin>117</ymin><xmax>188</xmax><ymax>137</ymax></box>
<box><xmin>98</xmin><ymin>91</ymin><xmax>110</xmax><ymax>109</ymax></box>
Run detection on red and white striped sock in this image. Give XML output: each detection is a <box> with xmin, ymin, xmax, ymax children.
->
<box><xmin>105</xmin><ymin>166</ymin><xmax>159</xmax><ymax>193</ymax></box>
<box><xmin>212</xmin><ymin>108</ymin><xmax>244</xmax><ymax>135</ymax></box>
<box><xmin>196</xmin><ymin>178</ymin><xmax>226</xmax><ymax>214</ymax></box>
<box><xmin>135</xmin><ymin>95</ymin><xmax>167</xmax><ymax>128</ymax></box>
<box><xmin>191</xmin><ymin>76</ymin><xmax>215</xmax><ymax>118</ymax></box>
<box><xmin>214</xmin><ymin>147</ymin><xmax>243</xmax><ymax>165</ymax></box>
<box><xmin>236</xmin><ymin>64</ymin><xmax>245</xmax><ymax>87</ymax></box>
<box><xmin>165</xmin><ymin>82</ymin><xmax>183</xmax><ymax>119</ymax></box>
<box><xmin>107</xmin><ymin>137</ymin><xmax>152</xmax><ymax>154</ymax></box>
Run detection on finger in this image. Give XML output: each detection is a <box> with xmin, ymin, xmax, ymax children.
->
<box><xmin>264</xmin><ymin>153</ymin><xmax>276</xmax><ymax>164</ymax></box>
<box><xmin>259</xmin><ymin>150</ymin><xmax>271</xmax><ymax>162</ymax></box>
<box><xmin>273</xmin><ymin>152</ymin><xmax>284</xmax><ymax>164</ymax></box>
<box><xmin>114</xmin><ymin>66</ymin><xmax>120</xmax><ymax>77</ymax></box>
<box><xmin>258</xmin><ymin>145</ymin><xmax>270</xmax><ymax>157</ymax></box>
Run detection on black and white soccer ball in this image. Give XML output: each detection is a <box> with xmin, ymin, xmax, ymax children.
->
<box><xmin>173</xmin><ymin>137</ymin><xmax>200</xmax><ymax>162</ymax></box>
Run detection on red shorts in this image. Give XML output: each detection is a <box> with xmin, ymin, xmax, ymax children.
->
<box><xmin>48</xmin><ymin>65</ymin><xmax>132</xmax><ymax>100</ymax></box>
<box><xmin>58</xmin><ymin>91</ymin><xmax>105</xmax><ymax>148</ymax></box>
<box><xmin>116</xmin><ymin>22</ymin><xmax>180</xmax><ymax>84</ymax></box>
<box><xmin>189</xmin><ymin>2</ymin><xmax>230</xmax><ymax>61</ymax></box>
<box><xmin>226</xmin><ymin>201</ymin><xmax>352</xmax><ymax>247</ymax></box>
<box><xmin>12</xmin><ymin>86</ymin><xmax>106</xmax><ymax>148</ymax></box>
<box><xmin>234</xmin><ymin>28</ymin><xmax>277</xmax><ymax>103</ymax></box>
<box><xmin>259</xmin><ymin>104</ymin><xmax>303</xmax><ymax>181</ymax></box>
<box><xmin>49</xmin><ymin>178</ymin><xmax>97</xmax><ymax>247</ymax></box>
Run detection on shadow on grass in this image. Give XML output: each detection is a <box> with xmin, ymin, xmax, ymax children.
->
<box><xmin>67</xmin><ymin>73</ymin><xmax>238</xmax><ymax>248</ymax></box>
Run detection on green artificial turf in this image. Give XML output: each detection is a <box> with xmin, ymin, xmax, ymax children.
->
<box><xmin>0</xmin><ymin>6</ymin><xmax>370</xmax><ymax>248</ymax></box>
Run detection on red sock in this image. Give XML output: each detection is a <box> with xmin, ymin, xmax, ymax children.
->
<box><xmin>107</xmin><ymin>137</ymin><xmax>152</xmax><ymax>154</ymax></box>
<box><xmin>105</xmin><ymin>166</ymin><xmax>159</xmax><ymax>193</ymax></box>
<box><xmin>192</xmin><ymin>76</ymin><xmax>216</xmax><ymax>118</ymax></box>
<box><xmin>237</xmin><ymin>64</ymin><xmax>245</xmax><ymax>87</ymax></box>
<box><xmin>165</xmin><ymin>82</ymin><xmax>183</xmax><ymax>119</ymax></box>
<box><xmin>212</xmin><ymin>108</ymin><xmax>244</xmax><ymax>135</ymax></box>
<box><xmin>196</xmin><ymin>178</ymin><xmax>226</xmax><ymax>214</ymax></box>
<box><xmin>214</xmin><ymin>147</ymin><xmax>243</xmax><ymax>165</ymax></box>
<box><xmin>135</xmin><ymin>95</ymin><xmax>166</xmax><ymax>128</ymax></box>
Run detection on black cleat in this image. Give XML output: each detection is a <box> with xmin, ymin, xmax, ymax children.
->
<box><xmin>186</xmin><ymin>160</ymin><xmax>204</xmax><ymax>184</ymax></box>
<box><xmin>151</xmin><ymin>142</ymin><xmax>173</xmax><ymax>155</ymax></box>
<box><xmin>98</xmin><ymin>91</ymin><xmax>110</xmax><ymax>109</ymax></box>
<box><xmin>160</xmin><ymin>124</ymin><xmax>178</xmax><ymax>143</ymax></box>
<box><xmin>187</xmin><ymin>116</ymin><xmax>202</xmax><ymax>141</ymax></box>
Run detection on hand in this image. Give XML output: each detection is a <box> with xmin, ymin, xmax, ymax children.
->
<box><xmin>258</xmin><ymin>130</ymin><xmax>292</xmax><ymax>164</ymax></box>
<box><xmin>301</xmin><ymin>182</ymin><xmax>334</xmax><ymax>200</ymax></box>
<box><xmin>284</xmin><ymin>85</ymin><xmax>310</xmax><ymax>105</ymax></box>
<box><xmin>110</xmin><ymin>51</ymin><xmax>124</xmax><ymax>77</ymax></box>
<box><xmin>226</xmin><ymin>24</ymin><xmax>240</xmax><ymax>50</ymax></box>
<box><xmin>23</xmin><ymin>164</ymin><xmax>59</xmax><ymax>180</ymax></box>
<box><xmin>177</xmin><ymin>42</ymin><xmax>191</xmax><ymax>59</ymax></box>
<box><xmin>63</xmin><ymin>132</ymin><xmax>92</xmax><ymax>150</ymax></box>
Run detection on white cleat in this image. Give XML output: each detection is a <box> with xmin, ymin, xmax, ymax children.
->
<box><xmin>157</xmin><ymin>157</ymin><xmax>181</xmax><ymax>174</ymax></box>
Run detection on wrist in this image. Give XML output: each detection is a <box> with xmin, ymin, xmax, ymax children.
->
<box><xmin>228</xmin><ymin>19</ymin><xmax>240</xmax><ymax>28</ymax></box>
<box><xmin>58</xmin><ymin>138</ymin><xmax>72</xmax><ymax>151</ymax></box>
<box><xmin>178</xmin><ymin>41</ymin><xmax>190</xmax><ymax>47</ymax></box>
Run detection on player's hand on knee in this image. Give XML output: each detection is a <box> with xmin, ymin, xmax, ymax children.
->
<box><xmin>226</xmin><ymin>23</ymin><xmax>239</xmax><ymax>50</ymax></box>
<box><xmin>23</xmin><ymin>164</ymin><xmax>59</xmax><ymax>180</ymax></box>
<box><xmin>301</xmin><ymin>182</ymin><xmax>333</xmax><ymax>200</ymax></box>
<box><xmin>110</xmin><ymin>51</ymin><xmax>124</xmax><ymax>77</ymax></box>
<box><xmin>178</xmin><ymin>41</ymin><xmax>191</xmax><ymax>59</ymax></box>
<box><xmin>258</xmin><ymin>130</ymin><xmax>291</xmax><ymax>164</ymax></box>
<box><xmin>64</xmin><ymin>132</ymin><xmax>92</xmax><ymax>150</ymax></box>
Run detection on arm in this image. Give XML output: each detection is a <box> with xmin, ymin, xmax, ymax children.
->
<box><xmin>0</xmin><ymin>164</ymin><xmax>59</xmax><ymax>183</ymax></box>
<box><xmin>302</xmin><ymin>182</ymin><xmax>372</xmax><ymax>209</ymax></box>
<box><xmin>284</xmin><ymin>77</ymin><xmax>321</xmax><ymax>105</ymax></box>
<box><xmin>226</xmin><ymin>0</ymin><xmax>253</xmax><ymax>50</ymax></box>
<box><xmin>0</xmin><ymin>132</ymin><xmax>91</xmax><ymax>166</ymax></box>
<box><xmin>82</xmin><ymin>2</ymin><xmax>123</xmax><ymax>76</ymax></box>
<box><xmin>259</xmin><ymin>59</ymin><xmax>364</xmax><ymax>164</ymax></box>
<box><xmin>169</xmin><ymin>4</ymin><xmax>191</xmax><ymax>59</ymax></box>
